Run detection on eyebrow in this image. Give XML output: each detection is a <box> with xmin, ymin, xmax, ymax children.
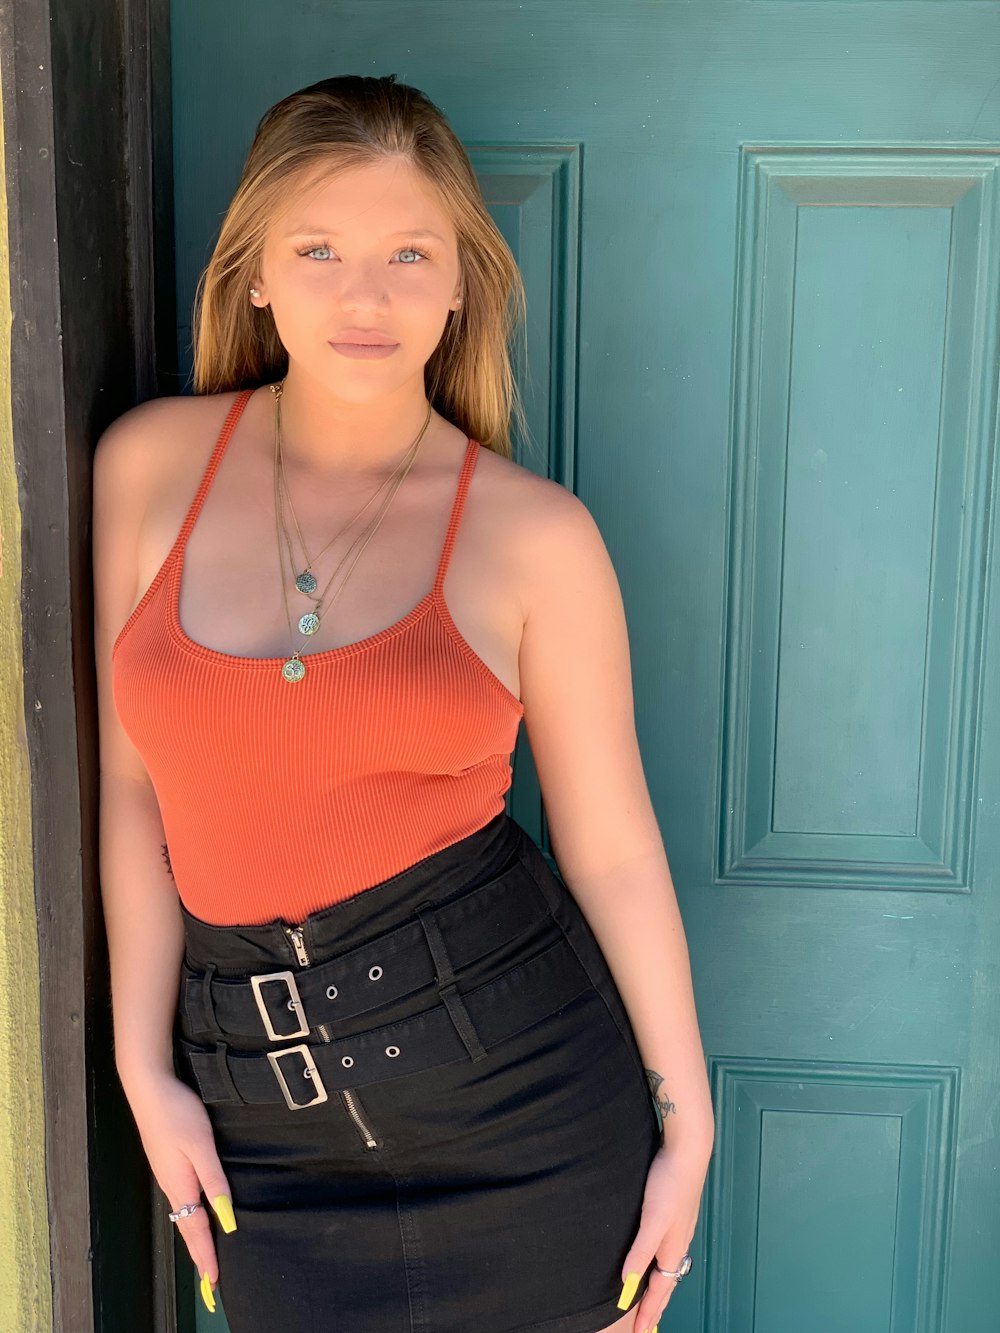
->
<box><xmin>282</xmin><ymin>225</ymin><xmax>447</xmax><ymax>242</ymax></box>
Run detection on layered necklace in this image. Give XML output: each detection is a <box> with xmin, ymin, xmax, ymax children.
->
<box><xmin>269</xmin><ymin>379</ymin><xmax>432</xmax><ymax>682</ymax></box>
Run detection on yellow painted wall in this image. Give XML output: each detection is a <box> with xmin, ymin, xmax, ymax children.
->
<box><xmin>0</xmin><ymin>63</ymin><xmax>54</xmax><ymax>1333</ymax></box>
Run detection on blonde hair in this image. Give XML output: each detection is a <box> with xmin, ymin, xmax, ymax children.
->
<box><xmin>190</xmin><ymin>73</ymin><xmax>530</xmax><ymax>459</ymax></box>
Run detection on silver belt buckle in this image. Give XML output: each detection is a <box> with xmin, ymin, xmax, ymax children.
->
<box><xmin>250</xmin><ymin>970</ymin><xmax>310</xmax><ymax>1041</ymax></box>
<box><xmin>267</xmin><ymin>1043</ymin><xmax>329</xmax><ymax>1110</ymax></box>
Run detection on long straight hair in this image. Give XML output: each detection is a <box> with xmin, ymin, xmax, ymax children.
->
<box><xmin>190</xmin><ymin>73</ymin><xmax>529</xmax><ymax>458</ymax></box>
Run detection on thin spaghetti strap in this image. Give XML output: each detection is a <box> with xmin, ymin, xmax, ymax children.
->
<box><xmin>110</xmin><ymin>388</ymin><xmax>256</xmax><ymax>660</ymax></box>
<box><xmin>432</xmin><ymin>436</ymin><xmax>480</xmax><ymax>595</ymax></box>
<box><xmin>174</xmin><ymin>388</ymin><xmax>254</xmax><ymax>550</ymax></box>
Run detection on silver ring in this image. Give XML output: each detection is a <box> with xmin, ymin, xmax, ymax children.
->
<box><xmin>654</xmin><ymin>1252</ymin><xmax>693</xmax><ymax>1281</ymax></box>
<box><xmin>168</xmin><ymin>1202</ymin><xmax>202</xmax><ymax>1223</ymax></box>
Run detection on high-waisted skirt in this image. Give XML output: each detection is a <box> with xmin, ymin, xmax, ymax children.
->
<box><xmin>174</xmin><ymin>810</ymin><xmax>663</xmax><ymax>1333</ymax></box>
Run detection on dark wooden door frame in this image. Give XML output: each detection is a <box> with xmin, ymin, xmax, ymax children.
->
<box><xmin>0</xmin><ymin>0</ymin><xmax>183</xmax><ymax>1328</ymax></box>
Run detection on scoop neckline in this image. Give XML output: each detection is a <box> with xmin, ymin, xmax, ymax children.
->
<box><xmin>114</xmin><ymin>403</ymin><xmax>524</xmax><ymax>708</ymax></box>
<box><xmin>165</xmin><ymin>560</ymin><xmax>441</xmax><ymax>668</ymax></box>
<box><xmin>161</xmin><ymin>555</ymin><xmax>523</xmax><ymax>710</ymax></box>
<box><xmin>163</xmin><ymin>417</ymin><xmax>477</xmax><ymax>670</ymax></box>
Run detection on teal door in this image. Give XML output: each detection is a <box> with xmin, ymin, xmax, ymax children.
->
<box><xmin>171</xmin><ymin>5</ymin><xmax>1000</xmax><ymax>1330</ymax></box>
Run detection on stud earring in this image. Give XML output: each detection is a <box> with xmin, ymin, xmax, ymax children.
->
<box><xmin>250</xmin><ymin>287</ymin><xmax>260</xmax><ymax>299</ymax></box>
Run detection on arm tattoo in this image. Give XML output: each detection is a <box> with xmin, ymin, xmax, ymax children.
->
<box><xmin>161</xmin><ymin>842</ymin><xmax>174</xmax><ymax>881</ymax></box>
<box><xmin>644</xmin><ymin>1068</ymin><xmax>677</xmax><ymax>1121</ymax></box>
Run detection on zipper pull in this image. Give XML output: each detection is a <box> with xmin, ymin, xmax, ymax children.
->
<box><xmin>341</xmin><ymin>1088</ymin><xmax>379</xmax><ymax>1149</ymax></box>
<box><xmin>284</xmin><ymin>925</ymin><xmax>310</xmax><ymax>966</ymax></box>
<box><xmin>281</xmin><ymin>924</ymin><xmax>334</xmax><ymax>1043</ymax></box>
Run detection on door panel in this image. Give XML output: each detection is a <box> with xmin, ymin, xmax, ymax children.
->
<box><xmin>169</xmin><ymin>4</ymin><xmax>1000</xmax><ymax>1329</ymax></box>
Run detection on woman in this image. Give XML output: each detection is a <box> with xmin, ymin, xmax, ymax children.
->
<box><xmin>93</xmin><ymin>73</ymin><xmax>714</xmax><ymax>1333</ymax></box>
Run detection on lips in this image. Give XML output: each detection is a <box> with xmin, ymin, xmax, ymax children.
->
<box><xmin>328</xmin><ymin>341</ymin><xmax>399</xmax><ymax>360</ymax></box>
<box><xmin>330</xmin><ymin>331</ymin><xmax>398</xmax><ymax>346</ymax></box>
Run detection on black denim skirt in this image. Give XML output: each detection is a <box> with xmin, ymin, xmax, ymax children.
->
<box><xmin>174</xmin><ymin>811</ymin><xmax>663</xmax><ymax>1333</ymax></box>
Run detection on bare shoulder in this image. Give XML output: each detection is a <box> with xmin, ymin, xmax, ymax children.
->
<box><xmin>472</xmin><ymin>442</ymin><xmax>597</xmax><ymax>532</ymax></box>
<box><xmin>92</xmin><ymin>390</ymin><xmax>246</xmax><ymax>656</ymax></box>
<box><xmin>94</xmin><ymin>389</ymin><xmax>242</xmax><ymax>504</ymax></box>
<box><xmin>470</xmin><ymin>443</ymin><xmax>612</xmax><ymax>606</ymax></box>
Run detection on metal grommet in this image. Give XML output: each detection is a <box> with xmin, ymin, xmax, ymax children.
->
<box><xmin>369</xmin><ymin>965</ymin><xmax>383</xmax><ymax>981</ymax></box>
<box><xmin>385</xmin><ymin>1045</ymin><xmax>400</xmax><ymax>1058</ymax></box>
<box><xmin>341</xmin><ymin>1055</ymin><xmax>354</xmax><ymax>1068</ymax></box>
<box><xmin>326</xmin><ymin>984</ymin><xmax>338</xmax><ymax>1000</ymax></box>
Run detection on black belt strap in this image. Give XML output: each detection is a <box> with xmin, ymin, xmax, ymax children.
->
<box><xmin>180</xmin><ymin>863</ymin><xmax>547</xmax><ymax>1043</ymax></box>
<box><xmin>414</xmin><ymin>899</ymin><xmax>489</xmax><ymax>1063</ymax></box>
<box><xmin>177</xmin><ymin>937</ymin><xmax>591</xmax><ymax>1109</ymax></box>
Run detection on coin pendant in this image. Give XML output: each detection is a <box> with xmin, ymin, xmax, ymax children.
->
<box><xmin>282</xmin><ymin>656</ymin><xmax>306</xmax><ymax>682</ymax></box>
<box><xmin>298</xmin><ymin>612</ymin><xmax>320</xmax><ymax>636</ymax></box>
<box><xmin>295</xmin><ymin>570</ymin><xmax>318</xmax><ymax>595</ymax></box>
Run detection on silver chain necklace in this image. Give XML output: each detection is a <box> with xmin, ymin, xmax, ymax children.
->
<box><xmin>269</xmin><ymin>380</ymin><xmax>432</xmax><ymax>681</ymax></box>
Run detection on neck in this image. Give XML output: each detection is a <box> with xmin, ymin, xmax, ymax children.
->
<box><xmin>272</xmin><ymin>367</ymin><xmax>435</xmax><ymax>478</ymax></box>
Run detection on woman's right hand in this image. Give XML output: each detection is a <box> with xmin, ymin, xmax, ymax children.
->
<box><xmin>124</xmin><ymin>1069</ymin><xmax>237</xmax><ymax>1309</ymax></box>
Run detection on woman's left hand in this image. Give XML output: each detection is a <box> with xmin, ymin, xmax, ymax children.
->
<box><xmin>620</xmin><ymin>1136</ymin><xmax>713</xmax><ymax>1332</ymax></box>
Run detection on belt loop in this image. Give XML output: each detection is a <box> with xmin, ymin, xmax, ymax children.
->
<box><xmin>414</xmin><ymin>900</ymin><xmax>488</xmax><ymax>1063</ymax></box>
<box><xmin>180</xmin><ymin>961</ymin><xmax>219</xmax><ymax>1038</ymax></box>
<box><xmin>199</xmin><ymin>961</ymin><xmax>220</xmax><ymax>1035</ymax></box>
<box><xmin>212</xmin><ymin>1040</ymin><xmax>243</xmax><ymax>1104</ymax></box>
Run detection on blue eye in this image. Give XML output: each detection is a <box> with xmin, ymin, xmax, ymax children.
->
<box><xmin>295</xmin><ymin>243</ymin><xmax>430</xmax><ymax>264</ymax></box>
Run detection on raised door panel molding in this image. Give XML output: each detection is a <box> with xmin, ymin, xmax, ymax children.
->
<box><xmin>706</xmin><ymin>1055</ymin><xmax>959</xmax><ymax>1333</ymax></box>
<box><xmin>720</xmin><ymin>148</ymin><xmax>1000</xmax><ymax>892</ymax></box>
<box><xmin>467</xmin><ymin>143</ymin><xmax>580</xmax><ymax>488</ymax></box>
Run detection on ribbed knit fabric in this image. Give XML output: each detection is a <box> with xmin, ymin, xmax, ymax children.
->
<box><xmin>111</xmin><ymin>389</ymin><xmax>524</xmax><ymax>926</ymax></box>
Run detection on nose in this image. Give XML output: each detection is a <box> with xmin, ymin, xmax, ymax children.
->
<box><xmin>337</xmin><ymin>258</ymin><xmax>390</xmax><ymax>312</ymax></box>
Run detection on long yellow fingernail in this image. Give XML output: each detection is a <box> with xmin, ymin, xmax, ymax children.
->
<box><xmin>200</xmin><ymin>1272</ymin><xmax>216</xmax><ymax>1314</ymax></box>
<box><xmin>617</xmin><ymin>1271</ymin><xmax>640</xmax><ymax>1309</ymax></box>
<box><xmin>213</xmin><ymin>1194</ymin><xmax>237</xmax><ymax>1234</ymax></box>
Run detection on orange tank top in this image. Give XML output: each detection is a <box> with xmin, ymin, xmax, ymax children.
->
<box><xmin>111</xmin><ymin>389</ymin><xmax>524</xmax><ymax>926</ymax></box>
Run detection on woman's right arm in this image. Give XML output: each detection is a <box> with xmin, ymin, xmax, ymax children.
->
<box><xmin>93</xmin><ymin>401</ymin><xmax>234</xmax><ymax>1307</ymax></box>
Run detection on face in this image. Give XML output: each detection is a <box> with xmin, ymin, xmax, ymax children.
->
<box><xmin>251</xmin><ymin>156</ymin><xmax>463</xmax><ymax>400</ymax></box>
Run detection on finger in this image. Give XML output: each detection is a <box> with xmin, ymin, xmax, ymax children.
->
<box><xmin>631</xmin><ymin>1246</ymin><xmax>694</xmax><ymax>1333</ymax></box>
<box><xmin>189</xmin><ymin>1144</ymin><xmax>238</xmax><ymax>1236</ymax></box>
<box><xmin>618</xmin><ymin>1205</ymin><xmax>666</xmax><ymax>1285</ymax></box>
<box><xmin>163</xmin><ymin>1161</ymin><xmax>219</xmax><ymax>1285</ymax></box>
<box><xmin>630</xmin><ymin>1268</ymin><xmax>676</xmax><ymax>1332</ymax></box>
<box><xmin>176</xmin><ymin>1215</ymin><xmax>218</xmax><ymax>1295</ymax></box>
<box><xmin>618</xmin><ymin>1206</ymin><xmax>667</xmax><ymax>1299</ymax></box>
<box><xmin>199</xmin><ymin>1268</ymin><xmax>218</xmax><ymax>1315</ymax></box>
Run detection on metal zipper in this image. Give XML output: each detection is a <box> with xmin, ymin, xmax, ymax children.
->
<box><xmin>282</xmin><ymin>923</ymin><xmax>380</xmax><ymax>1149</ymax></box>
<box><xmin>283</xmin><ymin>926</ymin><xmax>332</xmax><ymax>1040</ymax></box>
<box><xmin>341</xmin><ymin>1087</ymin><xmax>379</xmax><ymax>1149</ymax></box>
<box><xmin>285</xmin><ymin>925</ymin><xmax>311</xmax><ymax>967</ymax></box>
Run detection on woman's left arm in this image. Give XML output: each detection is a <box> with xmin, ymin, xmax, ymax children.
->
<box><xmin>516</xmin><ymin>478</ymin><xmax>714</xmax><ymax>1329</ymax></box>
